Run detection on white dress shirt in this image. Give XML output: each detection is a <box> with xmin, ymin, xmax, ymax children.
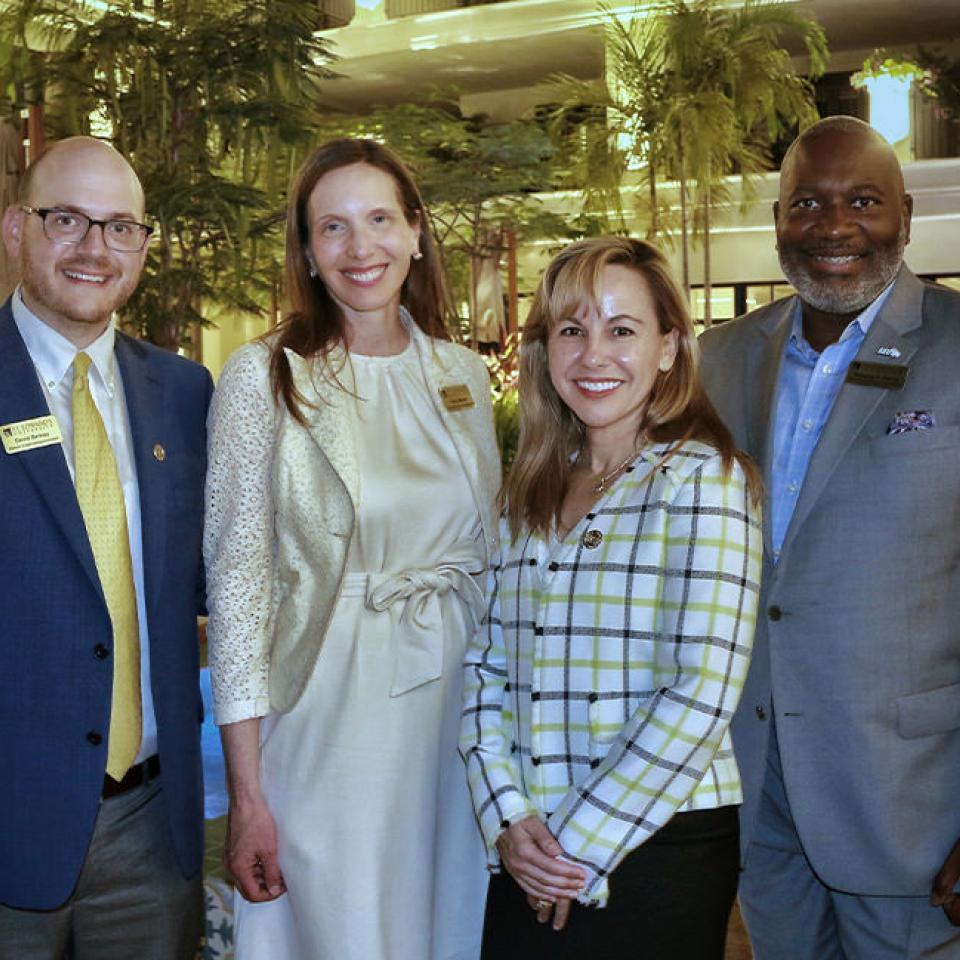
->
<box><xmin>13</xmin><ymin>288</ymin><xmax>158</xmax><ymax>762</ymax></box>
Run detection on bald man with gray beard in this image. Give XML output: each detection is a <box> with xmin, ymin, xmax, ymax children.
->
<box><xmin>700</xmin><ymin>116</ymin><xmax>960</xmax><ymax>958</ymax></box>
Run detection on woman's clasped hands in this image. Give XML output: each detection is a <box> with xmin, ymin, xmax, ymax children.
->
<box><xmin>496</xmin><ymin>815</ymin><xmax>586</xmax><ymax>931</ymax></box>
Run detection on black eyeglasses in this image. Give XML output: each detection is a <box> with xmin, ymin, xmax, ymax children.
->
<box><xmin>21</xmin><ymin>205</ymin><xmax>154</xmax><ymax>252</ymax></box>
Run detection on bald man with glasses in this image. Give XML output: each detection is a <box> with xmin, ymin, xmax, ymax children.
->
<box><xmin>0</xmin><ymin>137</ymin><xmax>212</xmax><ymax>959</ymax></box>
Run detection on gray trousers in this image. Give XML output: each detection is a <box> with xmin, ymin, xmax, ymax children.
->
<box><xmin>740</xmin><ymin>726</ymin><xmax>960</xmax><ymax>960</ymax></box>
<box><xmin>0</xmin><ymin>778</ymin><xmax>203</xmax><ymax>960</ymax></box>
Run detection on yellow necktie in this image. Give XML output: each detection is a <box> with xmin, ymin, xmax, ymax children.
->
<box><xmin>72</xmin><ymin>352</ymin><xmax>142</xmax><ymax>781</ymax></box>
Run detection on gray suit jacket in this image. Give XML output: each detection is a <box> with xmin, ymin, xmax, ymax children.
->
<box><xmin>699</xmin><ymin>266</ymin><xmax>960</xmax><ymax>896</ymax></box>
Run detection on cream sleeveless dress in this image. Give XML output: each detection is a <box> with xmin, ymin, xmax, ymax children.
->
<box><xmin>234</xmin><ymin>340</ymin><xmax>489</xmax><ymax>959</ymax></box>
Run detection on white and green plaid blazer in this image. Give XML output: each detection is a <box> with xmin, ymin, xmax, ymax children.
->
<box><xmin>460</xmin><ymin>439</ymin><xmax>762</xmax><ymax>905</ymax></box>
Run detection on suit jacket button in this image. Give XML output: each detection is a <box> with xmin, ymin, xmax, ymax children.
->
<box><xmin>755</xmin><ymin>705</ymin><xmax>767</xmax><ymax>720</ymax></box>
<box><xmin>86</xmin><ymin>731</ymin><xmax>103</xmax><ymax>746</ymax></box>
<box><xmin>94</xmin><ymin>644</ymin><xmax>110</xmax><ymax>660</ymax></box>
<box><xmin>767</xmin><ymin>605</ymin><xmax>782</xmax><ymax>621</ymax></box>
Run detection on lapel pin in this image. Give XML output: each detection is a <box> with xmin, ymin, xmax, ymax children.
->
<box><xmin>876</xmin><ymin>346</ymin><xmax>901</xmax><ymax>359</ymax></box>
<box><xmin>153</xmin><ymin>443</ymin><xmax>166</xmax><ymax>462</ymax></box>
<box><xmin>581</xmin><ymin>528</ymin><xmax>603</xmax><ymax>549</ymax></box>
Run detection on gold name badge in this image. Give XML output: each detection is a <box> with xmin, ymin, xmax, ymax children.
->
<box><xmin>439</xmin><ymin>383</ymin><xmax>475</xmax><ymax>412</ymax></box>
<box><xmin>0</xmin><ymin>415</ymin><xmax>64</xmax><ymax>455</ymax></box>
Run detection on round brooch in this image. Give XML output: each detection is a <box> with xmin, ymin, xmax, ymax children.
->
<box><xmin>581</xmin><ymin>528</ymin><xmax>603</xmax><ymax>549</ymax></box>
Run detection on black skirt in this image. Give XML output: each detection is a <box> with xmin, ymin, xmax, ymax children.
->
<box><xmin>481</xmin><ymin>806</ymin><xmax>740</xmax><ymax>960</ymax></box>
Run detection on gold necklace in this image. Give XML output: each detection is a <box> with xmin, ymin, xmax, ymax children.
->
<box><xmin>592</xmin><ymin>451</ymin><xmax>638</xmax><ymax>495</ymax></box>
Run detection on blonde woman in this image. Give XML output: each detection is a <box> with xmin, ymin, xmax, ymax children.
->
<box><xmin>461</xmin><ymin>237</ymin><xmax>762</xmax><ymax>959</ymax></box>
<box><xmin>205</xmin><ymin>139</ymin><xmax>500</xmax><ymax>959</ymax></box>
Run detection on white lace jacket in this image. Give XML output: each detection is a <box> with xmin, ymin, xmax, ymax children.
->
<box><xmin>204</xmin><ymin>319</ymin><xmax>501</xmax><ymax>725</ymax></box>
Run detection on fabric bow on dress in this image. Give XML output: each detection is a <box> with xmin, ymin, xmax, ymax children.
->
<box><xmin>365</xmin><ymin>541</ymin><xmax>485</xmax><ymax>697</ymax></box>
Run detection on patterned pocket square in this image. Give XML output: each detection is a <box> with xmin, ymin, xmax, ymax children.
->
<box><xmin>887</xmin><ymin>410</ymin><xmax>936</xmax><ymax>435</ymax></box>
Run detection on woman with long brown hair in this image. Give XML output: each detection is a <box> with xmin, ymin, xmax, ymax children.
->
<box><xmin>205</xmin><ymin>138</ymin><xmax>499</xmax><ymax>958</ymax></box>
<box><xmin>461</xmin><ymin>236</ymin><xmax>762</xmax><ymax>958</ymax></box>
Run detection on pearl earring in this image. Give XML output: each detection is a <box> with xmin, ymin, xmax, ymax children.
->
<box><xmin>411</xmin><ymin>250</ymin><xmax>423</xmax><ymax>261</ymax></box>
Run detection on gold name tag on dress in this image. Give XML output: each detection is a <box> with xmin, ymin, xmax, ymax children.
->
<box><xmin>845</xmin><ymin>361</ymin><xmax>908</xmax><ymax>390</ymax></box>
<box><xmin>0</xmin><ymin>415</ymin><xmax>63</xmax><ymax>454</ymax></box>
<box><xmin>439</xmin><ymin>384</ymin><xmax>475</xmax><ymax>411</ymax></box>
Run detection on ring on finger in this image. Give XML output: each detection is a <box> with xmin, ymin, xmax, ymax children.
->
<box><xmin>535</xmin><ymin>899</ymin><xmax>551</xmax><ymax>910</ymax></box>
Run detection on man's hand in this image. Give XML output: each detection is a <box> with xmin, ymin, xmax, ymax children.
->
<box><xmin>932</xmin><ymin>837</ymin><xmax>960</xmax><ymax>925</ymax></box>
<box><xmin>496</xmin><ymin>815</ymin><xmax>585</xmax><ymax>904</ymax></box>
<box><xmin>225</xmin><ymin>794</ymin><xmax>287</xmax><ymax>903</ymax></box>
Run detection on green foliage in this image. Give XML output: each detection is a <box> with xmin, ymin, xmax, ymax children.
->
<box><xmin>853</xmin><ymin>46</ymin><xmax>960</xmax><ymax>122</ymax></box>
<box><xmin>550</xmin><ymin>0</ymin><xmax>827</xmax><ymax>318</ymax></box>
<box><xmin>917</xmin><ymin>47</ymin><xmax>960</xmax><ymax>121</ymax></box>
<box><xmin>918</xmin><ymin>48</ymin><xmax>960</xmax><ymax>121</ymax></box>
<box><xmin>0</xmin><ymin>0</ymin><xmax>335</xmax><ymax>348</ymax></box>
<box><xmin>852</xmin><ymin>50</ymin><xmax>925</xmax><ymax>87</ymax></box>
<box><xmin>543</xmin><ymin>76</ymin><xmax>635</xmax><ymax>236</ymax></box>
<box><xmin>484</xmin><ymin>332</ymin><xmax>520</xmax><ymax>473</ymax></box>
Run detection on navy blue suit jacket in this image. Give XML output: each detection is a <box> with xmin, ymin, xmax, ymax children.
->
<box><xmin>0</xmin><ymin>297</ymin><xmax>213</xmax><ymax>909</ymax></box>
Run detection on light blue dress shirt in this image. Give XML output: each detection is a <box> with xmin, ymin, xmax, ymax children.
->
<box><xmin>770</xmin><ymin>284</ymin><xmax>895</xmax><ymax>559</ymax></box>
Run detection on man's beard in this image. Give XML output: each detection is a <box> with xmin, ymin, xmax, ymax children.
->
<box><xmin>21</xmin><ymin>247</ymin><xmax>137</xmax><ymax>328</ymax></box>
<box><xmin>778</xmin><ymin>226</ymin><xmax>906</xmax><ymax>316</ymax></box>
